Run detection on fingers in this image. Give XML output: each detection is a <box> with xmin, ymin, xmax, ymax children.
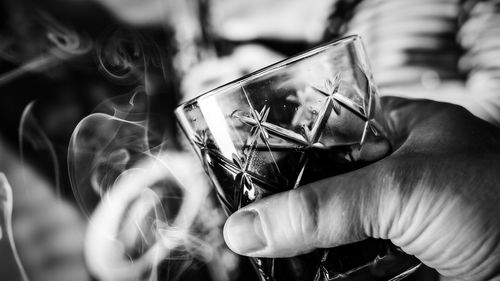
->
<box><xmin>223</xmin><ymin>168</ymin><xmax>384</xmax><ymax>258</ymax></box>
<box><xmin>220</xmin><ymin>97</ymin><xmax>453</xmax><ymax>259</ymax></box>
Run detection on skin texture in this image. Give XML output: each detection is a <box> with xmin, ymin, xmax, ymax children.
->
<box><xmin>223</xmin><ymin>97</ymin><xmax>500</xmax><ymax>281</ymax></box>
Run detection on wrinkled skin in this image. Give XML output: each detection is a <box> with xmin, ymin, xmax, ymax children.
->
<box><xmin>223</xmin><ymin>97</ymin><xmax>500</xmax><ymax>281</ymax></box>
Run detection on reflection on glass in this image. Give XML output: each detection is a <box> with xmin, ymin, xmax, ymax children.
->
<box><xmin>176</xmin><ymin>36</ymin><xmax>421</xmax><ymax>281</ymax></box>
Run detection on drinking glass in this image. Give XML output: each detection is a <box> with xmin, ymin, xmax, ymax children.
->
<box><xmin>176</xmin><ymin>35</ymin><xmax>421</xmax><ymax>281</ymax></box>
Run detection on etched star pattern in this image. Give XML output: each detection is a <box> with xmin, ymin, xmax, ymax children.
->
<box><xmin>192</xmin><ymin>71</ymin><xmax>382</xmax><ymax>280</ymax></box>
<box><xmin>193</xmin><ymin>130</ymin><xmax>212</xmax><ymax>167</ymax></box>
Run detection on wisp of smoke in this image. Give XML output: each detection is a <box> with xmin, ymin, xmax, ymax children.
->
<box><xmin>19</xmin><ymin>101</ymin><xmax>62</xmax><ymax>197</ymax></box>
<box><xmin>96</xmin><ymin>29</ymin><xmax>150</xmax><ymax>84</ymax></box>
<box><xmin>68</xmin><ymin>90</ymin><xmax>236</xmax><ymax>281</ymax></box>
<box><xmin>0</xmin><ymin>13</ymin><xmax>91</xmax><ymax>87</ymax></box>
<box><xmin>2</xmin><ymin>11</ymin><xmax>238</xmax><ymax>280</ymax></box>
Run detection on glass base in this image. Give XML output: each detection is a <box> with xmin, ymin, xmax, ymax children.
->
<box><xmin>250</xmin><ymin>239</ymin><xmax>421</xmax><ymax>281</ymax></box>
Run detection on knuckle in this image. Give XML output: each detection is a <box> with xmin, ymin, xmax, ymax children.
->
<box><xmin>430</xmin><ymin>100</ymin><xmax>470</xmax><ymax>121</ymax></box>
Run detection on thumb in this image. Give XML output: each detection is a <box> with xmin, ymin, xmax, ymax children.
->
<box><xmin>223</xmin><ymin>166</ymin><xmax>386</xmax><ymax>258</ymax></box>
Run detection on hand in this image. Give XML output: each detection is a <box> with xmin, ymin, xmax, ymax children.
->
<box><xmin>223</xmin><ymin>97</ymin><xmax>500</xmax><ymax>280</ymax></box>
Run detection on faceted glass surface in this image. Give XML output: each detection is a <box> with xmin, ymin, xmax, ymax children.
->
<box><xmin>176</xmin><ymin>36</ymin><xmax>421</xmax><ymax>281</ymax></box>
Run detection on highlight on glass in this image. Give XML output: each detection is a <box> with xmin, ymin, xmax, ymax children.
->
<box><xmin>176</xmin><ymin>35</ymin><xmax>421</xmax><ymax>281</ymax></box>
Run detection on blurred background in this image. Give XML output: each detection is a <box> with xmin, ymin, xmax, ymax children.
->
<box><xmin>0</xmin><ymin>0</ymin><xmax>499</xmax><ymax>281</ymax></box>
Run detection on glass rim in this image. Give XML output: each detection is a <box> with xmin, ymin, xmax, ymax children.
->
<box><xmin>175</xmin><ymin>35</ymin><xmax>362</xmax><ymax>113</ymax></box>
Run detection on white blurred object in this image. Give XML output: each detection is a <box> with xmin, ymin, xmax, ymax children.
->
<box><xmin>344</xmin><ymin>0</ymin><xmax>463</xmax><ymax>88</ymax></box>
<box><xmin>88</xmin><ymin>0</ymin><xmax>168</xmax><ymax>26</ymax></box>
<box><xmin>14</xmin><ymin>200</ymin><xmax>89</xmax><ymax>281</ymax></box>
<box><xmin>0</xmin><ymin>138</ymin><xmax>90</xmax><ymax>281</ymax></box>
<box><xmin>457</xmin><ymin>0</ymin><xmax>500</xmax><ymax>126</ymax></box>
<box><xmin>85</xmin><ymin>151</ymin><xmax>235</xmax><ymax>281</ymax></box>
<box><xmin>0</xmin><ymin>174</ymin><xmax>29</xmax><ymax>281</ymax></box>
<box><xmin>336</xmin><ymin>0</ymin><xmax>500</xmax><ymax>127</ymax></box>
<box><xmin>382</xmin><ymin>81</ymin><xmax>500</xmax><ymax>128</ymax></box>
<box><xmin>181</xmin><ymin>44</ymin><xmax>285</xmax><ymax>101</ymax></box>
<box><xmin>210</xmin><ymin>0</ymin><xmax>332</xmax><ymax>42</ymax></box>
<box><xmin>91</xmin><ymin>0</ymin><xmax>332</xmax><ymax>42</ymax></box>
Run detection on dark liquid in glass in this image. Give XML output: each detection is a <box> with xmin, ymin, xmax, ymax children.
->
<box><xmin>197</xmin><ymin>138</ymin><xmax>420</xmax><ymax>281</ymax></box>
<box><xmin>186</xmin><ymin>72</ymin><xmax>421</xmax><ymax>280</ymax></box>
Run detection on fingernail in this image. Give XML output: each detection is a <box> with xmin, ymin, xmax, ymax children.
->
<box><xmin>224</xmin><ymin>210</ymin><xmax>266</xmax><ymax>254</ymax></box>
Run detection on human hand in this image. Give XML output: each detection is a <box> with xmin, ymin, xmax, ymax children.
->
<box><xmin>223</xmin><ymin>97</ymin><xmax>500</xmax><ymax>280</ymax></box>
